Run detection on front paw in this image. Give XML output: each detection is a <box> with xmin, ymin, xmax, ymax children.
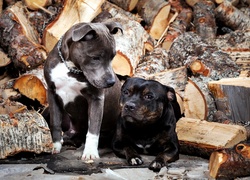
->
<box><xmin>81</xmin><ymin>147</ymin><xmax>100</xmax><ymax>160</ymax></box>
<box><xmin>52</xmin><ymin>141</ymin><xmax>62</xmax><ymax>154</ymax></box>
<box><xmin>128</xmin><ymin>156</ymin><xmax>143</xmax><ymax>166</ymax></box>
<box><xmin>148</xmin><ymin>159</ymin><xmax>166</xmax><ymax>172</ymax></box>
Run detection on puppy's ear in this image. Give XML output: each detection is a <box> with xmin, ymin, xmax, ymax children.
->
<box><xmin>72</xmin><ymin>24</ymin><xmax>96</xmax><ymax>42</ymax></box>
<box><xmin>104</xmin><ymin>22</ymin><xmax>123</xmax><ymax>34</ymax></box>
<box><xmin>165</xmin><ymin>86</ymin><xmax>176</xmax><ymax>102</ymax></box>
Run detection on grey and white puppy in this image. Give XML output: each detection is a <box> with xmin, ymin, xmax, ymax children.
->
<box><xmin>44</xmin><ymin>22</ymin><xmax>122</xmax><ymax>160</ymax></box>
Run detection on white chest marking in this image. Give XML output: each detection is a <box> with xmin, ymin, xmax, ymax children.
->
<box><xmin>136</xmin><ymin>143</ymin><xmax>152</xmax><ymax>154</ymax></box>
<box><xmin>50</xmin><ymin>62</ymin><xmax>88</xmax><ymax>105</ymax></box>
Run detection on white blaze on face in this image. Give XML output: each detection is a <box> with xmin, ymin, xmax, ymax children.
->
<box><xmin>50</xmin><ymin>62</ymin><xmax>88</xmax><ymax>105</ymax></box>
<box><xmin>82</xmin><ymin>132</ymin><xmax>100</xmax><ymax>160</ymax></box>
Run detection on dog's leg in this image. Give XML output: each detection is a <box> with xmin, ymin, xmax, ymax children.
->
<box><xmin>47</xmin><ymin>90</ymin><xmax>63</xmax><ymax>154</ymax></box>
<box><xmin>81</xmin><ymin>93</ymin><xmax>105</xmax><ymax>160</ymax></box>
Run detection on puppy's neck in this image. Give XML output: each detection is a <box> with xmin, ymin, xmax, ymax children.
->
<box><xmin>57</xmin><ymin>36</ymin><xmax>83</xmax><ymax>75</ymax></box>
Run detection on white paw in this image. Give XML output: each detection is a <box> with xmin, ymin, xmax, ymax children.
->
<box><xmin>81</xmin><ymin>132</ymin><xmax>99</xmax><ymax>160</ymax></box>
<box><xmin>130</xmin><ymin>157</ymin><xmax>143</xmax><ymax>165</ymax></box>
<box><xmin>52</xmin><ymin>141</ymin><xmax>62</xmax><ymax>154</ymax></box>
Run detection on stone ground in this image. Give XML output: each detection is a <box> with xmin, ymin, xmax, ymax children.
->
<box><xmin>0</xmin><ymin>146</ymin><xmax>249</xmax><ymax>180</ymax></box>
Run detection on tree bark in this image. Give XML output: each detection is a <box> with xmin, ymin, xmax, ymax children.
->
<box><xmin>215</xmin><ymin>1</ymin><xmax>250</xmax><ymax>31</ymax></box>
<box><xmin>0</xmin><ymin>2</ymin><xmax>47</xmax><ymax>72</ymax></box>
<box><xmin>193</xmin><ymin>0</ymin><xmax>217</xmax><ymax>40</ymax></box>
<box><xmin>0</xmin><ymin>110</ymin><xmax>53</xmax><ymax>159</ymax></box>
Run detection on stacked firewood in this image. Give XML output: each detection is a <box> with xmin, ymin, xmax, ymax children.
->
<box><xmin>0</xmin><ymin>0</ymin><xmax>249</xmax><ymax>178</ymax></box>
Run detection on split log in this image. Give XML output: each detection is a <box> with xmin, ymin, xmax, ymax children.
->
<box><xmin>42</xmin><ymin>0</ymin><xmax>104</xmax><ymax>52</ymax></box>
<box><xmin>162</xmin><ymin>6</ymin><xmax>192</xmax><ymax>50</ymax></box>
<box><xmin>109</xmin><ymin>16</ymin><xmax>154</xmax><ymax>76</ymax></box>
<box><xmin>136</xmin><ymin>0</ymin><xmax>171</xmax><ymax>40</ymax></box>
<box><xmin>23</xmin><ymin>0</ymin><xmax>52</xmax><ymax>11</ymax></box>
<box><xmin>208</xmin><ymin>77</ymin><xmax>250</xmax><ymax>125</ymax></box>
<box><xmin>0</xmin><ymin>109</ymin><xmax>53</xmax><ymax>159</ymax></box>
<box><xmin>0</xmin><ymin>2</ymin><xmax>47</xmax><ymax>72</ymax></box>
<box><xmin>209</xmin><ymin>141</ymin><xmax>250</xmax><ymax>179</ymax></box>
<box><xmin>193</xmin><ymin>0</ymin><xmax>216</xmax><ymax>40</ymax></box>
<box><xmin>168</xmin><ymin>32</ymin><xmax>241</xmax><ymax>80</ymax></box>
<box><xmin>13</xmin><ymin>66</ymin><xmax>47</xmax><ymax>106</ymax></box>
<box><xmin>176</xmin><ymin>118</ymin><xmax>247</xmax><ymax>158</ymax></box>
<box><xmin>183</xmin><ymin>78</ymin><xmax>207</xmax><ymax>120</ymax></box>
<box><xmin>189</xmin><ymin>76</ymin><xmax>217</xmax><ymax>121</ymax></box>
<box><xmin>215</xmin><ymin>1</ymin><xmax>250</xmax><ymax>31</ymax></box>
<box><xmin>141</xmin><ymin>66</ymin><xmax>188</xmax><ymax>95</ymax></box>
<box><xmin>109</xmin><ymin>0</ymin><xmax>138</xmax><ymax>11</ymax></box>
<box><xmin>134</xmin><ymin>47</ymin><xmax>170</xmax><ymax>78</ymax></box>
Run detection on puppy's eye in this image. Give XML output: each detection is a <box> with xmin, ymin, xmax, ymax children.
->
<box><xmin>144</xmin><ymin>94</ymin><xmax>154</xmax><ymax>100</ymax></box>
<box><xmin>92</xmin><ymin>57</ymin><xmax>100</xmax><ymax>61</ymax></box>
<box><xmin>123</xmin><ymin>89</ymin><xmax>130</xmax><ymax>95</ymax></box>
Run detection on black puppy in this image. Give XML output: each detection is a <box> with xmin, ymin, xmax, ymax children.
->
<box><xmin>112</xmin><ymin>77</ymin><xmax>181</xmax><ymax>172</ymax></box>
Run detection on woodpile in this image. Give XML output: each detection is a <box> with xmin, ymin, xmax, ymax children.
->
<box><xmin>0</xmin><ymin>0</ymin><xmax>249</xmax><ymax>178</ymax></box>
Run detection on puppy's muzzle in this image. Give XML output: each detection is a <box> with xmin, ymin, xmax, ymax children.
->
<box><xmin>124</xmin><ymin>102</ymin><xmax>136</xmax><ymax>111</ymax></box>
<box><xmin>106</xmin><ymin>78</ymin><xmax>116</xmax><ymax>87</ymax></box>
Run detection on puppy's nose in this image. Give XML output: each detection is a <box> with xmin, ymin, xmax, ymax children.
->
<box><xmin>125</xmin><ymin>102</ymin><xmax>136</xmax><ymax>111</ymax></box>
<box><xmin>106</xmin><ymin>79</ymin><xmax>115</xmax><ymax>87</ymax></box>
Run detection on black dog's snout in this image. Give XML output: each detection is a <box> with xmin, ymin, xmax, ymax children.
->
<box><xmin>124</xmin><ymin>102</ymin><xmax>136</xmax><ymax>111</ymax></box>
<box><xmin>106</xmin><ymin>79</ymin><xmax>116</xmax><ymax>87</ymax></box>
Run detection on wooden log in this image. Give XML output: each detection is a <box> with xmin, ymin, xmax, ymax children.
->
<box><xmin>13</xmin><ymin>66</ymin><xmax>47</xmax><ymax>106</ymax></box>
<box><xmin>213</xmin><ymin>30</ymin><xmax>250</xmax><ymax>72</ymax></box>
<box><xmin>0</xmin><ymin>109</ymin><xmax>53</xmax><ymax>159</ymax></box>
<box><xmin>215</xmin><ymin>1</ymin><xmax>250</xmax><ymax>31</ymax></box>
<box><xmin>193</xmin><ymin>0</ymin><xmax>217</xmax><ymax>40</ymax></box>
<box><xmin>176</xmin><ymin>118</ymin><xmax>247</xmax><ymax>158</ymax></box>
<box><xmin>168</xmin><ymin>32</ymin><xmax>240</xmax><ymax>80</ymax></box>
<box><xmin>208</xmin><ymin>77</ymin><xmax>250</xmax><ymax>125</ymax></box>
<box><xmin>42</xmin><ymin>0</ymin><xmax>104</xmax><ymax>52</ymax></box>
<box><xmin>23</xmin><ymin>0</ymin><xmax>52</xmax><ymax>11</ymax></box>
<box><xmin>136</xmin><ymin>0</ymin><xmax>171</xmax><ymax>40</ymax></box>
<box><xmin>0</xmin><ymin>2</ymin><xmax>47</xmax><ymax>72</ymax></box>
<box><xmin>142</xmin><ymin>66</ymin><xmax>188</xmax><ymax>94</ymax></box>
<box><xmin>162</xmin><ymin>6</ymin><xmax>192</xmax><ymax>50</ymax></box>
<box><xmin>209</xmin><ymin>141</ymin><xmax>250</xmax><ymax>179</ymax></box>
<box><xmin>109</xmin><ymin>0</ymin><xmax>138</xmax><ymax>11</ymax></box>
<box><xmin>183</xmin><ymin>78</ymin><xmax>207</xmax><ymax>120</ymax></box>
<box><xmin>134</xmin><ymin>47</ymin><xmax>170</xmax><ymax>78</ymax></box>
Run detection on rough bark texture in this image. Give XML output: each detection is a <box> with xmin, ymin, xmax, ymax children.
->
<box><xmin>215</xmin><ymin>1</ymin><xmax>250</xmax><ymax>31</ymax></box>
<box><xmin>209</xmin><ymin>141</ymin><xmax>250</xmax><ymax>179</ymax></box>
<box><xmin>0</xmin><ymin>2</ymin><xmax>47</xmax><ymax>72</ymax></box>
<box><xmin>193</xmin><ymin>0</ymin><xmax>217</xmax><ymax>39</ymax></box>
<box><xmin>177</xmin><ymin>118</ymin><xmax>247</xmax><ymax>158</ymax></box>
<box><xmin>208</xmin><ymin>77</ymin><xmax>250</xmax><ymax>125</ymax></box>
<box><xmin>168</xmin><ymin>32</ymin><xmax>240</xmax><ymax>80</ymax></box>
<box><xmin>0</xmin><ymin>110</ymin><xmax>53</xmax><ymax>159</ymax></box>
